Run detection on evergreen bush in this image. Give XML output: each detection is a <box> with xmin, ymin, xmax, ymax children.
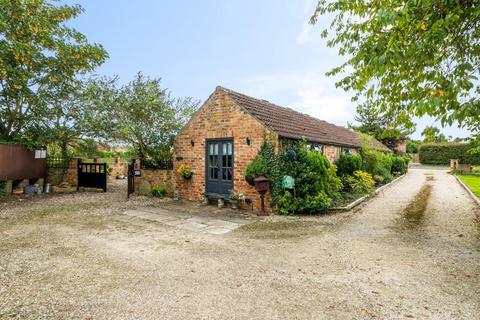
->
<box><xmin>419</xmin><ymin>143</ymin><xmax>480</xmax><ymax>165</ymax></box>
<box><xmin>247</xmin><ymin>139</ymin><xmax>342</xmax><ymax>214</ymax></box>
<box><xmin>391</xmin><ymin>156</ymin><xmax>408</xmax><ymax>175</ymax></box>
<box><xmin>335</xmin><ymin>154</ymin><xmax>362</xmax><ymax>177</ymax></box>
<box><xmin>346</xmin><ymin>170</ymin><xmax>375</xmax><ymax>194</ymax></box>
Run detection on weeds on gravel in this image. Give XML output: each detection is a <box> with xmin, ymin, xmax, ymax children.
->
<box><xmin>0</xmin><ymin>203</ymin><xmax>100</xmax><ymax>227</ymax></box>
<box><xmin>403</xmin><ymin>184</ymin><xmax>433</xmax><ymax>226</ymax></box>
<box><xmin>33</xmin><ymin>203</ymin><xmax>97</xmax><ymax>219</ymax></box>
<box><xmin>237</xmin><ymin>220</ymin><xmax>320</xmax><ymax>239</ymax></box>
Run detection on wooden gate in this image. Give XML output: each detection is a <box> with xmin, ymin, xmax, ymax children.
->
<box><xmin>77</xmin><ymin>161</ymin><xmax>107</xmax><ymax>192</ymax></box>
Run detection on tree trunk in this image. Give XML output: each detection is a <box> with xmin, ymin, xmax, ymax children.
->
<box><xmin>60</xmin><ymin>141</ymin><xmax>69</xmax><ymax>159</ymax></box>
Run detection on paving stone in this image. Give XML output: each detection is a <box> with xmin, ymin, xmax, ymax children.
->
<box><xmin>185</xmin><ymin>216</ymin><xmax>211</xmax><ymax>224</ymax></box>
<box><xmin>125</xmin><ymin>210</ymin><xmax>177</xmax><ymax>223</ymax></box>
<box><xmin>225</xmin><ymin>218</ymin><xmax>253</xmax><ymax>225</ymax></box>
<box><xmin>176</xmin><ymin>221</ymin><xmax>208</xmax><ymax>232</ymax></box>
<box><xmin>164</xmin><ymin>219</ymin><xmax>188</xmax><ymax>227</ymax></box>
<box><xmin>204</xmin><ymin>219</ymin><xmax>239</xmax><ymax>229</ymax></box>
<box><xmin>204</xmin><ymin>226</ymin><xmax>232</xmax><ymax>235</ymax></box>
<box><xmin>124</xmin><ymin>206</ymin><xmax>255</xmax><ymax>235</ymax></box>
<box><xmin>140</xmin><ymin>207</ymin><xmax>177</xmax><ymax>216</ymax></box>
<box><xmin>123</xmin><ymin>209</ymin><xmax>144</xmax><ymax>216</ymax></box>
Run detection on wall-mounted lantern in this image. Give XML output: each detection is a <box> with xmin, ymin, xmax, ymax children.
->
<box><xmin>190</xmin><ymin>140</ymin><xmax>195</xmax><ymax>147</ymax></box>
<box><xmin>246</xmin><ymin>138</ymin><xmax>251</xmax><ymax>146</ymax></box>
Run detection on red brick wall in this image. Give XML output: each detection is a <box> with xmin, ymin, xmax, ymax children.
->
<box><xmin>324</xmin><ymin>145</ymin><xmax>341</xmax><ymax>163</ymax></box>
<box><xmin>173</xmin><ymin>87</ymin><xmax>277</xmax><ymax>210</ymax></box>
<box><xmin>134</xmin><ymin>167</ymin><xmax>174</xmax><ymax>196</ymax></box>
<box><xmin>394</xmin><ymin>141</ymin><xmax>407</xmax><ymax>153</ymax></box>
<box><xmin>324</xmin><ymin>145</ymin><xmax>359</xmax><ymax>164</ymax></box>
<box><xmin>47</xmin><ymin>158</ymin><xmax>79</xmax><ymax>187</ymax></box>
<box><xmin>108</xmin><ymin>157</ymin><xmax>128</xmax><ymax>177</ymax></box>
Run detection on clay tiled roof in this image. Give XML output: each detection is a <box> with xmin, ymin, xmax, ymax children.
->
<box><xmin>219</xmin><ymin>86</ymin><xmax>388</xmax><ymax>150</ymax></box>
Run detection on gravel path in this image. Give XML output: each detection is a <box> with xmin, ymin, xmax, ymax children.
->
<box><xmin>0</xmin><ymin>170</ymin><xmax>479</xmax><ymax>319</ymax></box>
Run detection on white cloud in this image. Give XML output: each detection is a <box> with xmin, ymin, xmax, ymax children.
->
<box><xmin>296</xmin><ymin>22</ymin><xmax>312</xmax><ymax>44</ymax></box>
<box><xmin>294</xmin><ymin>82</ymin><xmax>351</xmax><ymax>124</ymax></box>
<box><xmin>296</xmin><ymin>0</ymin><xmax>318</xmax><ymax>45</ymax></box>
<box><xmin>240</xmin><ymin>73</ymin><xmax>355</xmax><ymax>126</ymax></box>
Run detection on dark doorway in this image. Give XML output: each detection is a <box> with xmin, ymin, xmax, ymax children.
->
<box><xmin>205</xmin><ymin>139</ymin><xmax>233</xmax><ymax>197</ymax></box>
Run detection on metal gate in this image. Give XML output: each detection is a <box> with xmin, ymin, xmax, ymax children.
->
<box><xmin>77</xmin><ymin>160</ymin><xmax>107</xmax><ymax>192</ymax></box>
<box><xmin>127</xmin><ymin>160</ymin><xmax>135</xmax><ymax>198</ymax></box>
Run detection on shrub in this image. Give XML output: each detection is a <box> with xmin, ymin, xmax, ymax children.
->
<box><xmin>280</xmin><ymin>143</ymin><xmax>341</xmax><ymax>213</ymax></box>
<box><xmin>335</xmin><ymin>154</ymin><xmax>362</xmax><ymax>177</ymax></box>
<box><xmin>391</xmin><ymin>156</ymin><xmax>407</xmax><ymax>175</ymax></box>
<box><xmin>406</xmin><ymin>140</ymin><xmax>421</xmax><ymax>153</ymax></box>
<box><xmin>373</xmin><ymin>166</ymin><xmax>393</xmax><ymax>184</ymax></box>
<box><xmin>277</xmin><ymin>191</ymin><xmax>296</xmax><ymax>215</ymax></box>
<box><xmin>295</xmin><ymin>191</ymin><xmax>332</xmax><ymax>214</ymax></box>
<box><xmin>419</xmin><ymin>143</ymin><xmax>480</xmax><ymax>165</ymax></box>
<box><xmin>245</xmin><ymin>157</ymin><xmax>268</xmax><ymax>178</ymax></box>
<box><xmin>362</xmin><ymin>149</ymin><xmax>392</xmax><ymax>174</ymax></box>
<box><xmin>0</xmin><ymin>182</ymin><xmax>7</xmax><ymax>197</ymax></box>
<box><xmin>376</xmin><ymin>152</ymin><xmax>393</xmax><ymax>173</ymax></box>
<box><xmin>346</xmin><ymin>171</ymin><xmax>375</xmax><ymax>194</ymax></box>
<box><xmin>151</xmin><ymin>185</ymin><xmax>167</xmax><ymax>197</ymax></box>
<box><xmin>248</xmin><ymin>139</ymin><xmax>342</xmax><ymax>214</ymax></box>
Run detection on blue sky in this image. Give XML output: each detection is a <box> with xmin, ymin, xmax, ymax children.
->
<box><xmin>67</xmin><ymin>0</ymin><xmax>470</xmax><ymax>140</ymax></box>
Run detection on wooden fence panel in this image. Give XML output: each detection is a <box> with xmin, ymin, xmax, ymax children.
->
<box><xmin>0</xmin><ymin>144</ymin><xmax>46</xmax><ymax>180</ymax></box>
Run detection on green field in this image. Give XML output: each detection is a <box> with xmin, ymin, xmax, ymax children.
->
<box><xmin>458</xmin><ymin>175</ymin><xmax>480</xmax><ymax>197</ymax></box>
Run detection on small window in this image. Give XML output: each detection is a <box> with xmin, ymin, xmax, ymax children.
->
<box><xmin>308</xmin><ymin>143</ymin><xmax>324</xmax><ymax>154</ymax></box>
<box><xmin>342</xmin><ymin>148</ymin><xmax>352</xmax><ymax>155</ymax></box>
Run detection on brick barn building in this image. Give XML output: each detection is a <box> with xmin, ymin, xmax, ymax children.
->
<box><xmin>173</xmin><ymin>86</ymin><xmax>387</xmax><ymax>210</ymax></box>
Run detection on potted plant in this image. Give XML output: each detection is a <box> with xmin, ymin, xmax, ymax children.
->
<box><xmin>229</xmin><ymin>190</ymin><xmax>241</xmax><ymax>209</ymax></box>
<box><xmin>178</xmin><ymin>164</ymin><xmax>193</xmax><ymax>179</ymax></box>
<box><xmin>245</xmin><ymin>158</ymin><xmax>268</xmax><ymax>186</ymax></box>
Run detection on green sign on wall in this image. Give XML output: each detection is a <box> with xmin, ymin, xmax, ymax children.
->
<box><xmin>281</xmin><ymin>175</ymin><xmax>295</xmax><ymax>190</ymax></box>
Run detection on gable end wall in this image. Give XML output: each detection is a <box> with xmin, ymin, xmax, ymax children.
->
<box><xmin>173</xmin><ymin>88</ymin><xmax>277</xmax><ymax>210</ymax></box>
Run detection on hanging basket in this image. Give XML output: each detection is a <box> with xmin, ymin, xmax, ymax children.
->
<box><xmin>182</xmin><ymin>172</ymin><xmax>193</xmax><ymax>180</ymax></box>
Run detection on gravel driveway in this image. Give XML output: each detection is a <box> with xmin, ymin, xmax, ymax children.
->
<box><xmin>0</xmin><ymin>169</ymin><xmax>479</xmax><ymax>319</ymax></box>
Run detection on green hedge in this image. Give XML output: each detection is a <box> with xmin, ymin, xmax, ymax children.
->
<box><xmin>419</xmin><ymin>143</ymin><xmax>480</xmax><ymax>165</ymax></box>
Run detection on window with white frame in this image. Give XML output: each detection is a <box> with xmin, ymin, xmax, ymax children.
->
<box><xmin>342</xmin><ymin>148</ymin><xmax>353</xmax><ymax>155</ymax></box>
<box><xmin>307</xmin><ymin>143</ymin><xmax>324</xmax><ymax>154</ymax></box>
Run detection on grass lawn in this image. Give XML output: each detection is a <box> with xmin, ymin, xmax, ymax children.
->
<box><xmin>458</xmin><ymin>174</ymin><xmax>480</xmax><ymax>197</ymax></box>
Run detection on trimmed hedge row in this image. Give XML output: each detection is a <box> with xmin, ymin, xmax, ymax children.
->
<box><xmin>419</xmin><ymin>143</ymin><xmax>480</xmax><ymax>165</ymax></box>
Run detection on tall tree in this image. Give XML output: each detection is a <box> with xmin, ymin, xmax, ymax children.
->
<box><xmin>311</xmin><ymin>1</ymin><xmax>480</xmax><ymax>148</ymax></box>
<box><xmin>351</xmin><ymin>103</ymin><xmax>414</xmax><ymax>150</ymax></box>
<box><xmin>421</xmin><ymin>125</ymin><xmax>447</xmax><ymax>143</ymax></box>
<box><xmin>40</xmin><ymin>81</ymin><xmax>90</xmax><ymax>158</ymax></box>
<box><xmin>84</xmin><ymin>73</ymin><xmax>199</xmax><ymax>162</ymax></box>
<box><xmin>0</xmin><ymin>0</ymin><xmax>107</xmax><ymax>145</ymax></box>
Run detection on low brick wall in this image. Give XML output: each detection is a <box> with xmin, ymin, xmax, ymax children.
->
<box><xmin>46</xmin><ymin>158</ymin><xmax>78</xmax><ymax>187</ymax></box>
<box><xmin>133</xmin><ymin>161</ymin><xmax>175</xmax><ymax>196</ymax></box>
